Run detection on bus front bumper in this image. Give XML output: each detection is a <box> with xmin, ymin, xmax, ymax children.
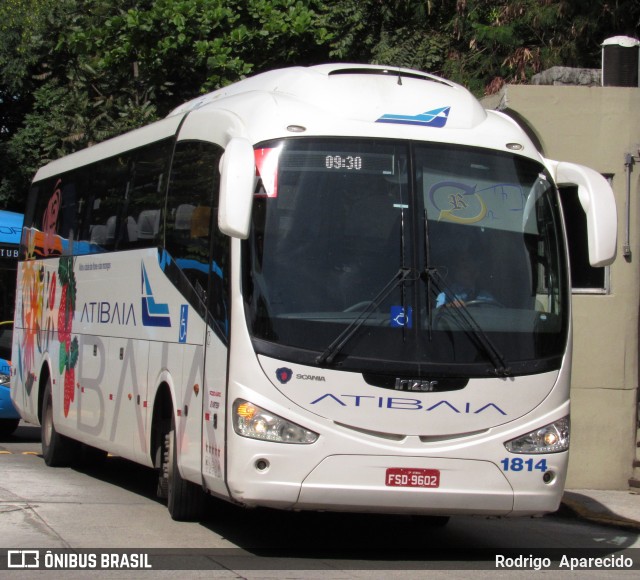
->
<box><xmin>227</xmin><ymin>454</ymin><xmax>564</xmax><ymax>517</ymax></box>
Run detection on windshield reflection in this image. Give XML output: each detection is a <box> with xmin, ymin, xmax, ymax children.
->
<box><xmin>243</xmin><ymin>138</ymin><xmax>568</xmax><ymax>377</ymax></box>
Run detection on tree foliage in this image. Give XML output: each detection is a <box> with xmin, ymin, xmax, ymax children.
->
<box><xmin>0</xmin><ymin>0</ymin><xmax>331</xmax><ymax>209</ymax></box>
<box><xmin>322</xmin><ymin>0</ymin><xmax>640</xmax><ymax>94</ymax></box>
<box><xmin>1</xmin><ymin>0</ymin><xmax>639</xmax><ymax>211</ymax></box>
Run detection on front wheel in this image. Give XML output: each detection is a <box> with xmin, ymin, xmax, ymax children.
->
<box><xmin>41</xmin><ymin>379</ymin><xmax>77</xmax><ymax>466</ymax></box>
<box><xmin>162</xmin><ymin>420</ymin><xmax>205</xmax><ymax>521</ymax></box>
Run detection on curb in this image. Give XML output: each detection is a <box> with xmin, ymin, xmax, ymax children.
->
<box><xmin>560</xmin><ymin>497</ymin><xmax>640</xmax><ymax>532</ymax></box>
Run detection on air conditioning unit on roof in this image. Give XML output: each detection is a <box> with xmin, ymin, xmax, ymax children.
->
<box><xmin>602</xmin><ymin>36</ymin><xmax>640</xmax><ymax>87</ymax></box>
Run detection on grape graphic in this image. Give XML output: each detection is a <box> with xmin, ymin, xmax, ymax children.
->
<box><xmin>58</xmin><ymin>256</ymin><xmax>78</xmax><ymax>418</ymax></box>
<box><xmin>58</xmin><ymin>283</ymin><xmax>70</xmax><ymax>348</ymax></box>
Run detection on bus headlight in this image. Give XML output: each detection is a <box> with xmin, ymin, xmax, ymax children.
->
<box><xmin>233</xmin><ymin>399</ymin><xmax>318</xmax><ymax>444</ymax></box>
<box><xmin>504</xmin><ymin>416</ymin><xmax>570</xmax><ymax>454</ymax></box>
<box><xmin>0</xmin><ymin>373</ymin><xmax>9</xmax><ymax>386</ymax></box>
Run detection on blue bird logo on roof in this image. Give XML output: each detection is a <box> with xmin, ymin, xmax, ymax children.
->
<box><xmin>376</xmin><ymin>106</ymin><xmax>451</xmax><ymax>127</ymax></box>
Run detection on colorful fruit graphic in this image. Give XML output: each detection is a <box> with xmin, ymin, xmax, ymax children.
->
<box><xmin>57</xmin><ymin>256</ymin><xmax>78</xmax><ymax>417</ymax></box>
<box><xmin>58</xmin><ymin>283</ymin><xmax>71</xmax><ymax>349</ymax></box>
<box><xmin>19</xmin><ymin>184</ymin><xmax>65</xmax><ymax>399</ymax></box>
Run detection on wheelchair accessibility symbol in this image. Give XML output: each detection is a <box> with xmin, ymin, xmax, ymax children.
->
<box><xmin>179</xmin><ymin>304</ymin><xmax>188</xmax><ymax>343</ymax></box>
<box><xmin>390</xmin><ymin>306</ymin><xmax>413</xmax><ymax>328</ymax></box>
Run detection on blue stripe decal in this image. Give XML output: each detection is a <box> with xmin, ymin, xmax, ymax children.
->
<box><xmin>376</xmin><ymin>106</ymin><xmax>450</xmax><ymax>127</ymax></box>
<box><xmin>141</xmin><ymin>263</ymin><xmax>172</xmax><ymax>327</ymax></box>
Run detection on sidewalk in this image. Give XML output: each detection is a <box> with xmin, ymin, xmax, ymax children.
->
<box><xmin>561</xmin><ymin>489</ymin><xmax>640</xmax><ymax>531</ymax></box>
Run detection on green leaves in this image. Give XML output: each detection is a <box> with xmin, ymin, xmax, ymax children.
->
<box><xmin>1</xmin><ymin>0</ymin><xmax>639</xmax><ymax>215</ymax></box>
<box><xmin>0</xmin><ymin>0</ymin><xmax>334</xmax><ymax>211</ymax></box>
<box><xmin>75</xmin><ymin>0</ymin><xmax>329</xmax><ymax>99</ymax></box>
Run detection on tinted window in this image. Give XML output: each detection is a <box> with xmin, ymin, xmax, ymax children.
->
<box><xmin>24</xmin><ymin>139</ymin><xmax>173</xmax><ymax>258</ymax></box>
<box><xmin>244</xmin><ymin>138</ymin><xmax>569</xmax><ymax>377</ymax></box>
<box><xmin>166</xmin><ymin>141</ymin><xmax>229</xmax><ymax>339</ymax></box>
<box><xmin>560</xmin><ymin>186</ymin><xmax>607</xmax><ymax>291</ymax></box>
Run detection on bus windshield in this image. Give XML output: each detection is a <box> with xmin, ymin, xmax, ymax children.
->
<box><xmin>244</xmin><ymin>138</ymin><xmax>568</xmax><ymax>378</ymax></box>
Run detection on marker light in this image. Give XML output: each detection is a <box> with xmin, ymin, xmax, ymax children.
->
<box><xmin>504</xmin><ymin>416</ymin><xmax>570</xmax><ymax>454</ymax></box>
<box><xmin>233</xmin><ymin>399</ymin><xmax>318</xmax><ymax>444</ymax></box>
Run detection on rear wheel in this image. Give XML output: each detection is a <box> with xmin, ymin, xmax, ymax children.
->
<box><xmin>161</xmin><ymin>418</ymin><xmax>205</xmax><ymax>521</ymax></box>
<box><xmin>41</xmin><ymin>379</ymin><xmax>77</xmax><ymax>466</ymax></box>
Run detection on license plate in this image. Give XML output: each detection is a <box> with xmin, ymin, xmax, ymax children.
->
<box><xmin>385</xmin><ymin>468</ymin><xmax>440</xmax><ymax>488</ymax></box>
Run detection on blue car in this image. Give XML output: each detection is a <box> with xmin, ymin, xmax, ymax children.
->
<box><xmin>0</xmin><ymin>322</ymin><xmax>19</xmax><ymax>436</ymax></box>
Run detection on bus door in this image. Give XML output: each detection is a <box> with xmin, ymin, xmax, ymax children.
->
<box><xmin>165</xmin><ymin>141</ymin><xmax>229</xmax><ymax>494</ymax></box>
<box><xmin>200</xmin><ymin>182</ymin><xmax>230</xmax><ymax>496</ymax></box>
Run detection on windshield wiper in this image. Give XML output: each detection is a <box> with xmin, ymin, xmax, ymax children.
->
<box><xmin>420</xmin><ymin>209</ymin><xmax>509</xmax><ymax>377</ymax></box>
<box><xmin>424</xmin><ymin>268</ymin><xmax>511</xmax><ymax>377</ymax></box>
<box><xmin>316</xmin><ymin>267</ymin><xmax>413</xmax><ymax>366</ymax></box>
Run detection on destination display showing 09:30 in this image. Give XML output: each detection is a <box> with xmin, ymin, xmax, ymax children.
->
<box><xmin>324</xmin><ymin>155</ymin><xmax>363</xmax><ymax>170</ymax></box>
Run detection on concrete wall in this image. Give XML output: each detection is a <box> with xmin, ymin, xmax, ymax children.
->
<box><xmin>484</xmin><ymin>85</ymin><xmax>640</xmax><ymax>489</ymax></box>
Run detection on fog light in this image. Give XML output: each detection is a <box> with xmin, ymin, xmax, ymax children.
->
<box><xmin>255</xmin><ymin>459</ymin><xmax>269</xmax><ymax>471</ymax></box>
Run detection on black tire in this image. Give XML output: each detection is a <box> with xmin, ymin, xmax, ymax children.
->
<box><xmin>41</xmin><ymin>379</ymin><xmax>77</xmax><ymax>467</ymax></box>
<box><xmin>411</xmin><ymin>515</ymin><xmax>451</xmax><ymax>527</ymax></box>
<box><xmin>78</xmin><ymin>443</ymin><xmax>108</xmax><ymax>468</ymax></box>
<box><xmin>0</xmin><ymin>418</ymin><xmax>20</xmax><ymax>437</ymax></box>
<box><xmin>164</xmin><ymin>420</ymin><xmax>205</xmax><ymax>521</ymax></box>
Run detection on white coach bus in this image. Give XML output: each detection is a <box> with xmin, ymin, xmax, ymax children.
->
<box><xmin>11</xmin><ymin>64</ymin><xmax>617</xmax><ymax>521</ymax></box>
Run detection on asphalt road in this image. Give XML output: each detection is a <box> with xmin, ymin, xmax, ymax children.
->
<box><xmin>1</xmin><ymin>422</ymin><xmax>639</xmax><ymax>579</ymax></box>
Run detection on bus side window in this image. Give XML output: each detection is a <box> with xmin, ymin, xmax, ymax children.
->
<box><xmin>30</xmin><ymin>177</ymin><xmax>63</xmax><ymax>257</ymax></box>
<box><xmin>79</xmin><ymin>156</ymin><xmax>129</xmax><ymax>254</ymax></box>
<box><xmin>559</xmin><ymin>185</ymin><xmax>607</xmax><ymax>292</ymax></box>
<box><xmin>36</xmin><ymin>155</ymin><xmax>130</xmax><ymax>256</ymax></box>
<box><xmin>119</xmin><ymin>139</ymin><xmax>173</xmax><ymax>251</ymax></box>
<box><xmin>29</xmin><ymin>176</ymin><xmax>82</xmax><ymax>258</ymax></box>
<box><xmin>166</xmin><ymin>140</ymin><xmax>229</xmax><ymax>339</ymax></box>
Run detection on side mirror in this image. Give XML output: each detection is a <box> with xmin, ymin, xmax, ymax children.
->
<box><xmin>547</xmin><ymin>159</ymin><xmax>618</xmax><ymax>267</ymax></box>
<box><xmin>218</xmin><ymin>138</ymin><xmax>255</xmax><ymax>239</ymax></box>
